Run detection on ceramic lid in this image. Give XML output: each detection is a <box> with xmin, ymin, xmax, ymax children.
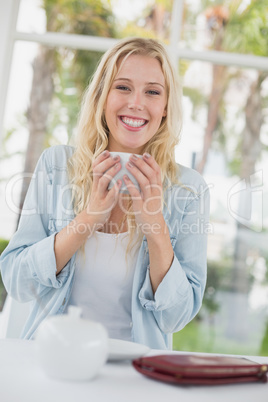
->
<box><xmin>35</xmin><ymin>305</ymin><xmax>108</xmax><ymax>345</ymax></box>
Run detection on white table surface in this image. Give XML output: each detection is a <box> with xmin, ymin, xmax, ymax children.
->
<box><xmin>0</xmin><ymin>339</ymin><xmax>268</xmax><ymax>402</ymax></box>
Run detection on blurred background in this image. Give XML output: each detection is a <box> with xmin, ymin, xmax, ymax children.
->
<box><xmin>0</xmin><ymin>0</ymin><xmax>268</xmax><ymax>355</ymax></box>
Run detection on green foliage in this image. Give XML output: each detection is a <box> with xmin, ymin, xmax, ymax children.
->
<box><xmin>154</xmin><ymin>0</ymin><xmax>172</xmax><ymax>11</ymax></box>
<box><xmin>183</xmin><ymin>86</ymin><xmax>207</xmax><ymax>116</ymax></box>
<box><xmin>197</xmin><ymin>258</ymin><xmax>233</xmax><ymax>320</ymax></box>
<box><xmin>259</xmin><ymin>321</ymin><xmax>268</xmax><ymax>355</ymax></box>
<box><xmin>178</xmin><ymin>59</ymin><xmax>191</xmax><ymax>77</ymax></box>
<box><xmin>46</xmin><ymin>66</ymin><xmax>80</xmax><ymax>145</ymax></box>
<box><xmin>43</xmin><ymin>0</ymin><xmax>116</xmax><ymax>143</ymax></box>
<box><xmin>3</xmin><ymin>0</ymin><xmax>118</xmax><ymax>157</ymax></box>
<box><xmin>0</xmin><ymin>239</ymin><xmax>9</xmax><ymax>311</ymax></box>
<box><xmin>53</xmin><ymin>1</ymin><xmax>116</xmax><ymax>93</ymax></box>
<box><xmin>207</xmin><ymin>259</ymin><xmax>234</xmax><ymax>291</ymax></box>
<box><xmin>173</xmin><ymin>251</ymin><xmax>267</xmax><ymax>356</ymax></box>
<box><xmin>173</xmin><ymin>320</ymin><xmax>202</xmax><ymax>352</ymax></box>
<box><xmin>182</xmin><ymin>0</ymin><xmax>268</xmax><ymax>179</ymax></box>
<box><xmin>117</xmin><ymin>3</ymin><xmax>165</xmax><ymax>41</ymax></box>
<box><xmin>223</xmin><ymin>0</ymin><xmax>268</xmax><ymax>56</ymax></box>
<box><xmin>43</xmin><ymin>0</ymin><xmax>116</xmax><ymax>35</ymax></box>
<box><xmin>173</xmin><ymin>243</ymin><xmax>268</xmax><ymax>355</ymax></box>
<box><xmin>228</xmin><ymin>156</ymin><xmax>241</xmax><ymax>176</ymax></box>
<box><xmin>0</xmin><ymin>127</ymin><xmax>23</xmax><ymax>165</ymax></box>
<box><xmin>118</xmin><ymin>23</ymin><xmax>159</xmax><ymax>41</ymax></box>
<box><xmin>0</xmin><ymin>239</ymin><xmax>9</xmax><ymax>254</ymax></box>
<box><xmin>193</xmin><ymin>1</ymin><xmax>268</xmax><ymax>57</ymax></box>
<box><xmin>173</xmin><ymin>316</ymin><xmax>268</xmax><ymax>356</ymax></box>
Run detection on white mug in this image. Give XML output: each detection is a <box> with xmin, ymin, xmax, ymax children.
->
<box><xmin>108</xmin><ymin>152</ymin><xmax>142</xmax><ymax>193</ymax></box>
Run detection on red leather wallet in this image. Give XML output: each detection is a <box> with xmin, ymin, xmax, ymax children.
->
<box><xmin>132</xmin><ymin>354</ymin><xmax>268</xmax><ymax>385</ymax></box>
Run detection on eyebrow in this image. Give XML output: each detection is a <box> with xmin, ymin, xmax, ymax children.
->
<box><xmin>114</xmin><ymin>78</ymin><xmax>165</xmax><ymax>89</ymax></box>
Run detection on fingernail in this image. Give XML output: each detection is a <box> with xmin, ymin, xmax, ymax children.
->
<box><xmin>130</xmin><ymin>154</ymin><xmax>138</xmax><ymax>160</ymax></box>
<box><xmin>113</xmin><ymin>155</ymin><xmax>120</xmax><ymax>161</ymax></box>
<box><xmin>127</xmin><ymin>161</ymin><xmax>134</xmax><ymax>168</ymax></box>
<box><xmin>143</xmin><ymin>152</ymin><xmax>151</xmax><ymax>159</ymax></box>
<box><xmin>102</xmin><ymin>150</ymin><xmax>109</xmax><ymax>157</ymax></box>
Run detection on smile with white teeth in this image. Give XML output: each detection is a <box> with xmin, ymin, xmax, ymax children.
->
<box><xmin>120</xmin><ymin>116</ymin><xmax>147</xmax><ymax>128</ymax></box>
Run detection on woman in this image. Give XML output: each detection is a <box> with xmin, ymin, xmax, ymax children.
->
<box><xmin>0</xmin><ymin>37</ymin><xmax>210</xmax><ymax>349</ymax></box>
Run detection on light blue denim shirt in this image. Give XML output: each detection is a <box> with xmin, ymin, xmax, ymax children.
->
<box><xmin>0</xmin><ymin>145</ymin><xmax>210</xmax><ymax>350</ymax></box>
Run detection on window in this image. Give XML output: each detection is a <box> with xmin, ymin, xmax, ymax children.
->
<box><xmin>0</xmin><ymin>0</ymin><xmax>268</xmax><ymax>355</ymax></box>
<box><xmin>175</xmin><ymin>59</ymin><xmax>268</xmax><ymax>355</ymax></box>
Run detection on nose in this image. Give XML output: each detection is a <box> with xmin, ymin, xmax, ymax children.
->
<box><xmin>127</xmin><ymin>92</ymin><xmax>144</xmax><ymax>111</ymax></box>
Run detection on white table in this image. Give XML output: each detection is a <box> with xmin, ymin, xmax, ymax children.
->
<box><xmin>0</xmin><ymin>339</ymin><xmax>267</xmax><ymax>402</ymax></box>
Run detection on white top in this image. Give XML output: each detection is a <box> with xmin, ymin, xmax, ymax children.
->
<box><xmin>68</xmin><ymin>231</ymin><xmax>140</xmax><ymax>341</ymax></box>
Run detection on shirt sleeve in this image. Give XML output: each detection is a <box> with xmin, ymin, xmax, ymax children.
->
<box><xmin>0</xmin><ymin>148</ymin><xmax>71</xmax><ymax>303</ymax></box>
<box><xmin>138</xmin><ymin>181</ymin><xmax>210</xmax><ymax>334</ymax></box>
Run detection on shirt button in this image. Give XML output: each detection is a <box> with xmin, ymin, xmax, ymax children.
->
<box><xmin>129</xmin><ymin>322</ymin><xmax>133</xmax><ymax>328</ymax></box>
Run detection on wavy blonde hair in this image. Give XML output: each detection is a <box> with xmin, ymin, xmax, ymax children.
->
<box><xmin>69</xmin><ymin>37</ymin><xmax>182</xmax><ymax>250</ymax></box>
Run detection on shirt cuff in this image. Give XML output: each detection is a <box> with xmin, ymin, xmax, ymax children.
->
<box><xmin>138</xmin><ymin>257</ymin><xmax>189</xmax><ymax>312</ymax></box>
<box><xmin>28</xmin><ymin>232</ymin><xmax>70</xmax><ymax>288</ymax></box>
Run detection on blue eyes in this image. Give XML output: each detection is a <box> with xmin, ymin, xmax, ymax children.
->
<box><xmin>115</xmin><ymin>85</ymin><xmax>160</xmax><ymax>95</ymax></box>
<box><xmin>116</xmin><ymin>85</ymin><xmax>130</xmax><ymax>91</ymax></box>
<box><xmin>147</xmin><ymin>90</ymin><xmax>160</xmax><ymax>95</ymax></box>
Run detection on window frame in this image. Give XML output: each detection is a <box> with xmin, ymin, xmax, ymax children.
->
<box><xmin>0</xmin><ymin>0</ymin><xmax>268</xmax><ymax>150</ymax></box>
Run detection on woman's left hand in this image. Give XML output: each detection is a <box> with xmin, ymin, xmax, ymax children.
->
<box><xmin>123</xmin><ymin>153</ymin><xmax>165</xmax><ymax>237</ymax></box>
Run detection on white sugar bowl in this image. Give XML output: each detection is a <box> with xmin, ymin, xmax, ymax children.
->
<box><xmin>35</xmin><ymin>306</ymin><xmax>109</xmax><ymax>381</ymax></box>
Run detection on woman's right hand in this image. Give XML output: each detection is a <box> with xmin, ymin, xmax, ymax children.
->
<box><xmin>84</xmin><ymin>150</ymin><xmax>122</xmax><ymax>229</ymax></box>
<box><xmin>54</xmin><ymin>151</ymin><xmax>122</xmax><ymax>274</ymax></box>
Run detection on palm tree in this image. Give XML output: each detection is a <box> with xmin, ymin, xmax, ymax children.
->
<box><xmin>18</xmin><ymin>0</ymin><xmax>116</xmax><ymax>216</ymax></box>
<box><xmin>18</xmin><ymin>4</ymin><xmax>57</xmax><ymax>215</ymax></box>
<box><xmin>196</xmin><ymin>0</ymin><xmax>268</xmax><ymax>175</ymax></box>
<box><xmin>196</xmin><ymin>4</ymin><xmax>229</xmax><ymax>173</ymax></box>
<box><xmin>197</xmin><ymin>0</ymin><xmax>268</xmax><ymax>342</ymax></box>
<box><xmin>118</xmin><ymin>0</ymin><xmax>172</xmax><ymax>40</ymax></box>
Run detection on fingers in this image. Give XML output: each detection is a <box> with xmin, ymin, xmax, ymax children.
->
<box><xmin>106</xmin><ymin>178</ymin><xmax>122</xmax><ymax>204</ymax></box>
<box><xmin>100</xmin><ymin>162</ymin><xmax>122</xmax><ymax>192</ymax></box>
<box><xmin>92</xmin><ymin>150</ymin><xmax>120</xmax><ymax>173</ymax></box>
<box><xmin>123</xmin><ymin>174</ymin><xmax>142</xmax><ymax>198</ymax></box>
<box><xmin>92</xmin><ymin>150</ymin><xmax>121</xmax><ymax>192</ymax></box>
<box><xmin>123</xmin><ymin>175</ymin><xmax>143</xmax><ymax>216</ymax></box>
<box><xmin>91</xmin><ymin>150</ymin><xmax>110</xmax><ymax>169</ymax></box>
<box><xmin>125</xmin><ymin>153</ymin><xmax>161</xmax><ymax>195</ymax></box>
<box><xmin>131</xmin><ymin>154</ymin><xmax>161</xmax><ymax>184</ymax></box>
<box><xmin>123</xmin><ymin>171</ymin><xmax>162</xmax><ymax>221</ymax></box>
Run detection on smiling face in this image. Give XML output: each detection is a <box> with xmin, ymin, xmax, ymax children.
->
<box><xmin>104</xmin><ymin>54</ymin><xmax>167</xmax><ymax>154</ymax></box>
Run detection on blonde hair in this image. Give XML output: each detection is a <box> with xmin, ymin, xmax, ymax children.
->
<box><xmin>69</xmin><ymin>37</ymin><xmax>183</xmax><ymax>249</ymax></box>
